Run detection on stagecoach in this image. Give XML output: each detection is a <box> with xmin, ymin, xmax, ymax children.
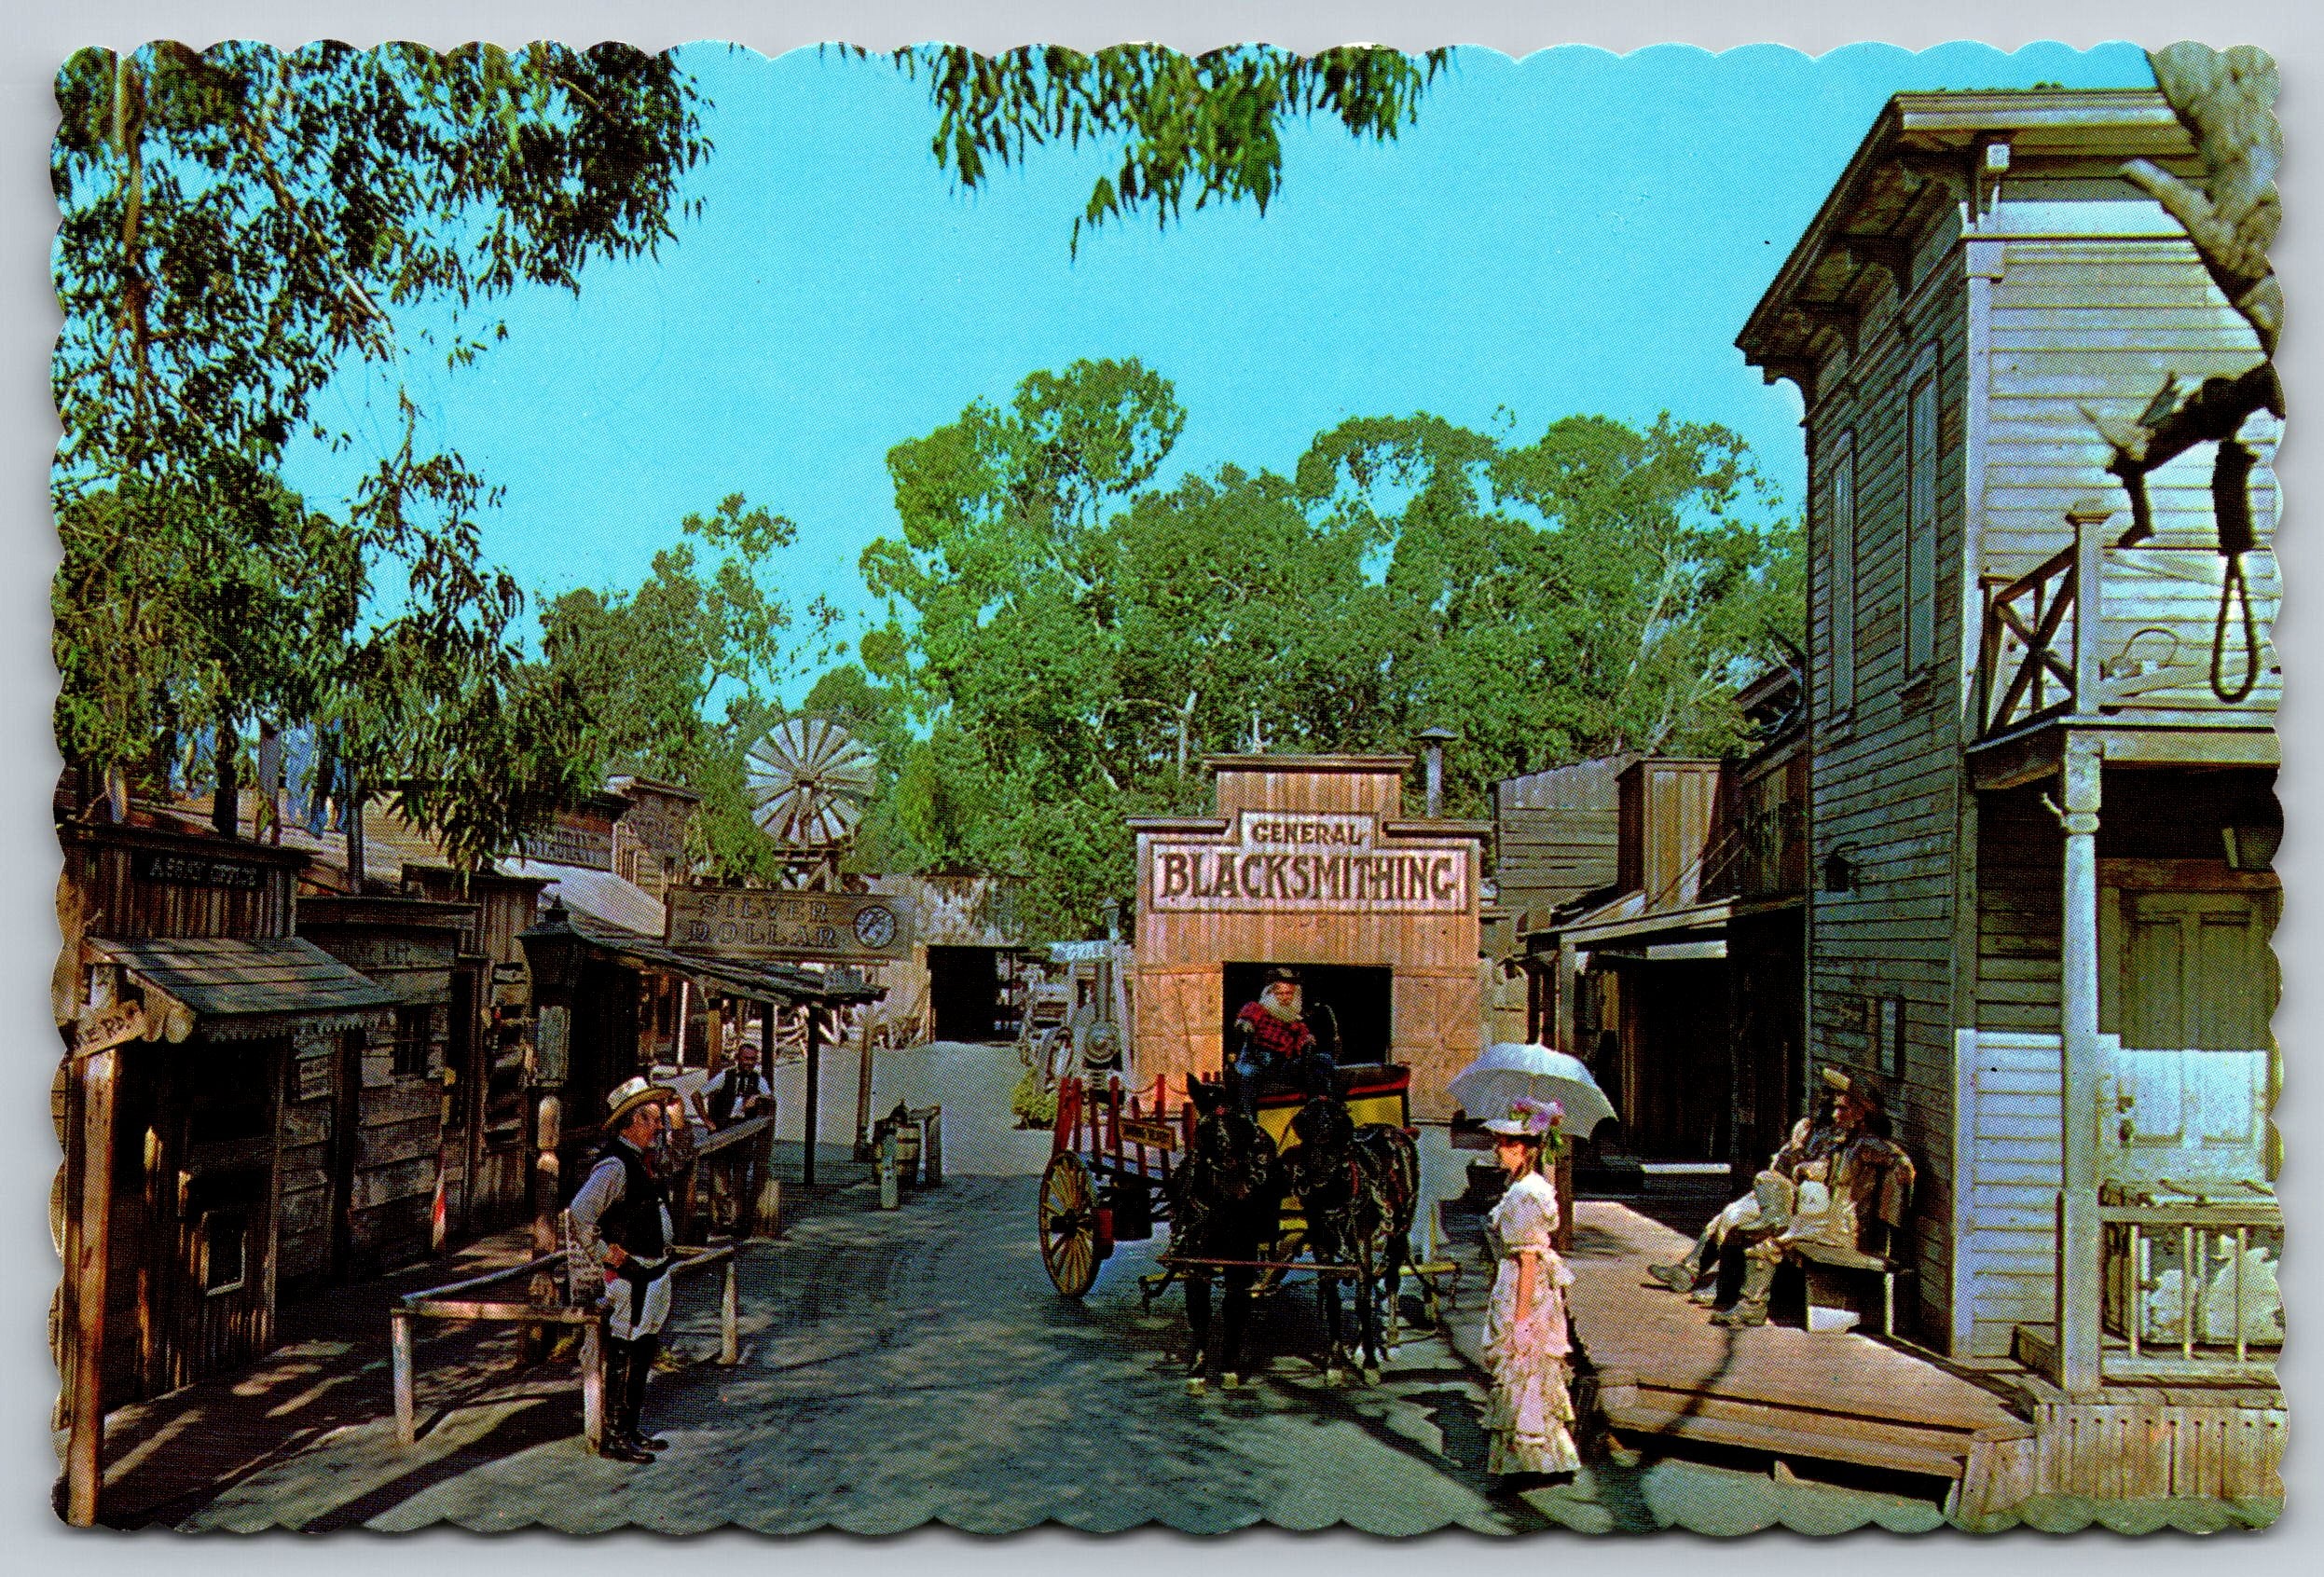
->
<box><xmin>1035</xmin><ymin>1061</ymin><xmax>1443</xmax><ymax>1355</ymax></box>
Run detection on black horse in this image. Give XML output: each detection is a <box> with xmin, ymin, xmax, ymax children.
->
<box><xmin>1280</xmin><ymin>1094</ymin><xmax>1420</xmax><ymax>1381</ymax></box>
<box><xmin>1163</xmin><ymin>1078</ymin><xmax>1284</xmax><ymax>1392</ymax></box>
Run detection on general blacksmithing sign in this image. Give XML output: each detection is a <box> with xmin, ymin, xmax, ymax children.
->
<box><xmin>666</xmin><ymin>885</ymin><xmax>914</xmax><ymax>964</ymax></box>
<box><xmin>1146</xmin><ymin>811</ymin><xmax>1471</xmax><ymax>914</ymax></box>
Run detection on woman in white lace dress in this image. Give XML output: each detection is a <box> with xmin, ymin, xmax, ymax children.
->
<box><xmin>1480</xmin><ymin>1097</ymin><xmax>1582</xmax><ymax>1479</ymax></box>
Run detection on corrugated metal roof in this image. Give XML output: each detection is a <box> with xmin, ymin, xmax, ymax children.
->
<box><xmin>89</xmin><ymin>936</ymin><xmax>398</xmax><ymax>1020</ymax></box>
<box><xmin>502</xmin><ymin>859</ymin><xmax>666</xmax><ymax>935</ymax></box>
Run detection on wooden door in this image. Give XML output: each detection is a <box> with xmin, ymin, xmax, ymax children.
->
<box><xmin>2106</xmin><ymin>889</ymin><xmax>2276</xmax><ymax>1186</ymax></box>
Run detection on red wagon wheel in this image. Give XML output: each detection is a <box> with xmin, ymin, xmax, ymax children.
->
<box><xmin>1038</xmin><ymin>1152</ymin><xmax>1108</xmax><ymax>1296</ymax></box>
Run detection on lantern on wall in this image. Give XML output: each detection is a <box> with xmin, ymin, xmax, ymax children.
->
<box><xmin>1821</xmin><ymin>844</ymin><xmax>1858</xmax><ymax>894</ymax></box>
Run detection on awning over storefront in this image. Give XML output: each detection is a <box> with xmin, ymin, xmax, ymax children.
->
<box><xmin>88</xmin><ymin>935</ymin><xmax>399</xmax><ymax>1041</ymax></box>
<box><xmin>520</xmin><ymin>903</ymin><xmax>883</xmax><ymax>1008</ymax></box>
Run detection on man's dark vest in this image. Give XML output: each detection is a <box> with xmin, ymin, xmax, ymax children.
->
<box><xmin>594</xmin><ymin>1138</ymin><xmax>669</xmax><ymax>1259</ymax></box>
<box><xmin>711</xmin><ymin>1066</ymin><xmax>764</xmax><ymax>1125</ymax></box>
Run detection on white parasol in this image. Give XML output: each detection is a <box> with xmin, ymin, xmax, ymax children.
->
<box><xmin>1447</xmin><ymin>1043</ymin><xmax>1618</xmax><ymax>1139</ymax></box>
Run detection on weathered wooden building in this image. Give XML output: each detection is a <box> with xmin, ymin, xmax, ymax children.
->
<box><xmin>1504</xmin><ymin>707</ymin><xmax>1808</xmax><ymax>1167</ymax></box>
<box><xmin>400</xmin><ymin>867</ymin><xmax>550</xmax><ymax>1238</ymax></box>
<box><xmin>868</xmin><ymin>872</ymin><xmax>1026</xmax><ymax>1044</ymax></box>
<box><xmin>1129</xmin><ymin>754</ymin><xmax>1487</xmax><ymax>1115</ymax></box>
<box><xmin>291</xmin><ymin>897</ymin><xmax>477</xmax><ymax>1279</ymax></box>
<box><xmin>53</xmin><ymin>822</ymin><xmax>398</xmax><ymax>1521</ymax></box>
<box><xmin>1739</xmin><ymin>89</ymin><xmax>2279</xmax><ymax>1496</ymax></box>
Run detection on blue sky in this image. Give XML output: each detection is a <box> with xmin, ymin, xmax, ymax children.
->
<box><xmin>283</xmin><ymin>41</ymin><xmax>2155</xmax><ymax>690</ymax></box>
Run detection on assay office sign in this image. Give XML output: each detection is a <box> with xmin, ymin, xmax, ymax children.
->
<box><xmin>666</xmin><ymin>885</ymin><xmax>914</xmax><ymax>965</ymax></box>
<box><xmin>1146</xmin><ymin>812</ymin><xmax>1470</xmax><ymax>914</ymax></box>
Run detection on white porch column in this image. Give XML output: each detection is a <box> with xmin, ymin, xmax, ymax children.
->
<box><xmin>2057</xmin><ymin>738</ymin><xmax>2104</xmax><ymax>1392</ymax></box>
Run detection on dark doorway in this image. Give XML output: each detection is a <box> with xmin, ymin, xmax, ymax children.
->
<box><xmin>447</xmin><ymin>967</ymin><xmax>478</xmax><ymax>1238</ymax></box>
<box><xmin>1218</xmin><ymin>962</ymin><xmax>1394</xmax><ymax>1069</ymax></box>
<box><xmin>1606</xmin><ymin>956</ymin><xmax>1730</xmax><ymax>1160</ymax></box>
<box><xmin>927</xmin><ymin>946</ymin><xmax>1002</xmax><ymax>1041</ymax></box>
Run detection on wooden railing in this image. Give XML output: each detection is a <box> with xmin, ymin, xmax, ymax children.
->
<box><xmin>674</xmin><ymin>1112</ymin><xmax>779</xmax><ymax>1242</ymax></box>
<box><xmin>2098</xmin><ymin>1183</ymin><xmax>2281</xmax><ymax>1380</ymax></box>
<box><xmin>390</xmin><ymin>1239</ymin><xmax>739</xmax><ymax>1452</ymax></box>
<box><xmin>1979</xmin><ymin>544</ymin><xmax>2083</xmax><ymax>734</ymax></box>
<box><xmin>1976</xmin><ymin>497</ymin><xmax>2276</xmax><ymax>741</ymax></box>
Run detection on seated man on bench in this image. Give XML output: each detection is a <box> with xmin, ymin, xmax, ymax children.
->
<box><xmin>1648</xmin><ymin>1066</ymin><xmax>1851</xmax><ymax>1300</ymax></box>
<box><xmin>1719</xmin><ymin>1076</ymin><xmax>1915</xmax><ymax>1329</ymax></box>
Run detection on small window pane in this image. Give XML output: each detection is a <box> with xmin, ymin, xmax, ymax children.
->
<box><xmin>203</xmin><ymin>1210</ymin><xmax>247</xmax><ymax>1294</ymax></box>
<box><xmin>1907</xmin><ymin>371</ymin><xmax>1940</xmax><ymax>671</ymax></box>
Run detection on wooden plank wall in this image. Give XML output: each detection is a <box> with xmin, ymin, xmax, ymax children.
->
<box><xmin>1951</xmin><ymin>1028</ymin><xmax>2065</xmax><ymax>1358</ymax></box>
<box><xmin>1134</xmin><ymin>762</ymin><xmax>1481</xmax><ymax>1115</ymax></box>
<box><xmin>1804</xmin><ymin>206</ymin><xmax>1974</xmax><ymax>1342</ymax></box>
<box><xmin>66</xmin><ymin>841</ymin><xmax>294</xmax><ymax>943</ymax></box>
<box><xmin>1976</xmin><ymin>788</ymin><xmax>2064</xmax><ymax>1033</ymax></box>
<box><xmin>1618</xmin><ymin>760</ymin><xmax>1726</xmax><ymax>909</ymax></box>
<box><xmin>275</xmin><ymin>1024</ymin><xmax>339</xmax><ymax>1284</ymax></box>
<box><xmin>1983</xmin><ymin>236</ymin><xmax>2279</xmax><ymax>731</ymax></box>
<box><xmin>1494</xmin><ymin>757</ymin><xmax>1628</xmax><ymax>926</ymax></box>
<box><xmin>2017</xmin><ymin>1376</ymin><xmax>2286</xmax><ymax>1501</ymax></box>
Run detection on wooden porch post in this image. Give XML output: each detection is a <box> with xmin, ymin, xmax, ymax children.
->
<box><xmin>62</xmin><ymin>1048</ymin><xmax>118</xmax><ymax>1527</ymax></box>
<box><xmin>853</xmin><ymin>997</ymin><xmax>877</xmax><ymax>1161</ymax></box>
<box><xmin>2057</xmin><ymin>738</ymin><xmax>2105</xmax><ymax>1392</ymax></box>
<box><xmin>802</xmin><ymin>1004</ymin><xmax>822</xmax><ymax>1187</ymax></box>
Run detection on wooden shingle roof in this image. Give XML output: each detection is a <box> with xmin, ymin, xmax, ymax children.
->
<box><xmin>89</xmin><ymin>936</ymin><xmax>398</xmax><ymax>1021</ymax></box>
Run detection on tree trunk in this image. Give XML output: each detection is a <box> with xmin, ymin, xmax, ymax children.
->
<box><xmin>212</xmin><ymin>714</ymin><xmax>240</xmax><ymax>838</ymax></box>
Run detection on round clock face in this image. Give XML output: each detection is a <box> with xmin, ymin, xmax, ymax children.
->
<box><xmin>853</xmin><ymin>905</ymin><xmax>898</xmax><ymax>950</ymax></box>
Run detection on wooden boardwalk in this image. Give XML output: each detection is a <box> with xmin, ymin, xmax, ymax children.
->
<box><xmin>1563</xmin><ymin>1201</ymin><xmax>2035</xmax><ymax>1515</ymax></box>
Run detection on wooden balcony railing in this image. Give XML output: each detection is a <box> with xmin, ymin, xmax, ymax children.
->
<box><xmin>1977</xmin><ymin>501</ymin><xmax>2111</xmax><ymax>739</ymax></box>
<box><xmin>1977</xmin><ymin>497</ymin><xmax>2278</xmax><ymax>742</ymax></box>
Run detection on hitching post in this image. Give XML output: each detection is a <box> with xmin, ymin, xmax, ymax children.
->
<box><xmin>579</xmin><ymin>1314</ymin><xmax>605</xmax><ymax>1450</ymax></box>
<box><xmin>391</xmin><ymin>1310</ymin><xmax>416</xmax><ymax>1446</ymax></box>
<box><xmin>802</xmin><ymin>1004</ymin><xmax>822</xmax><ymax>1187</ymax></box>
<box><xmin>721</xmin><ymin>1256</ymin><xmax>740</xmax><ymax>1364</ymax></box>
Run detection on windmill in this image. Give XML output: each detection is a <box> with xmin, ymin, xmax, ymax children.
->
<box><xmin>743</xmin><ymin>717</ymin><xmax>877</xmax><ymax>889</ymax></box>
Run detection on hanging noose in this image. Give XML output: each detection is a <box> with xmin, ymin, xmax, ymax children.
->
<box><xmin>2209</xmin><ymin>438</ymin><xmax>2261</xmax><ymax>703</ymax></box>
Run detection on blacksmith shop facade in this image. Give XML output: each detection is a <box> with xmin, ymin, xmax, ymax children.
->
<box><xmin>1129</xmin><ymin>754</ymin><xmax>1487</xmax><ymax>1115</ymax></box>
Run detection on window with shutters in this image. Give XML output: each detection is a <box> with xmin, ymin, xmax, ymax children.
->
<box><xmin>1905</xmin><ymin>351</ymin><xmax>1940</xmax><ymax>673</ymax></box>
<box><xmin>1826</xmin><ymin>434</ymin><xmax>1858</xmax><ymax>714</ymax></box>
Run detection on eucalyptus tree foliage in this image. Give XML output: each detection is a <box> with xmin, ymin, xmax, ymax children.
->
<box><xmin>540</xmin><ymin>496</ymin><xmax>846</xmax><ymax>880</ymax></box>
<box><xmin>889</xmin><ymin>44</ymin><xmax>1443</xmax><ymax>252</ymax></box>
<box><xmin>859</xmin><ymin>361</ymin><xmax>1801</xmax><ymax>937</ymax></box>
<box><xmin>51</xmin><ymin>40</ymin><xmax>706</xmax><ymax>857</ymax></box>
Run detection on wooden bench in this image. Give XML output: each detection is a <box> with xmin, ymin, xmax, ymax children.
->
<box><xmin>1778</xmin><ymin>1141</ymin><xmax>1918</xmax><ymax>1337</ymax></box>
<box><xmin>1791</xmin><ymin>1238</ymin><xmax>1914</xmax><ymax>1337</ymax></box>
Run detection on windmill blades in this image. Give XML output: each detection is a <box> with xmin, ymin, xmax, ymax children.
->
<box><xmin>744</xmin><ymin>717</ymin><xmax>878</xmax><ymax>850</ymax></box>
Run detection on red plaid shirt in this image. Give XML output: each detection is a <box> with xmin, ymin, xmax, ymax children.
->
<box><xmin>1236</xmin><ymin>1000</ymin><xmax>1315</xmax><ymax>1061</ymax></box>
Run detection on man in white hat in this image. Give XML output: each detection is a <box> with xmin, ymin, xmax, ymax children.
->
<box><xmin>570</xmin><ymin>1076</ymin><xmax>680</xmax><ymax>1463</ymax></box>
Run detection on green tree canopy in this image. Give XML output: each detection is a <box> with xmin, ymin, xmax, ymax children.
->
<box><xmin>858</xmin><ymin>362</ymin><xmax>1801</xmax><ymax>937</ymax></box>
<box><xmin>52</xmin><ymin>39</ymin><xmax>1443</xmax><ymax>870</ymax></box>
<box><xmin>892</xmin><ymin>44</ymin><xmax>1442</xmax><ymax>253</ymax></box>
<box><xmin>52</xmin><ymin>40</ymin><xmax>708</xmax><ymax>859</ymax></box>
<box><xmin>539</xmin><ymin>496</ymin><xmax>844</xmax><ymax>879</ymax></box>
